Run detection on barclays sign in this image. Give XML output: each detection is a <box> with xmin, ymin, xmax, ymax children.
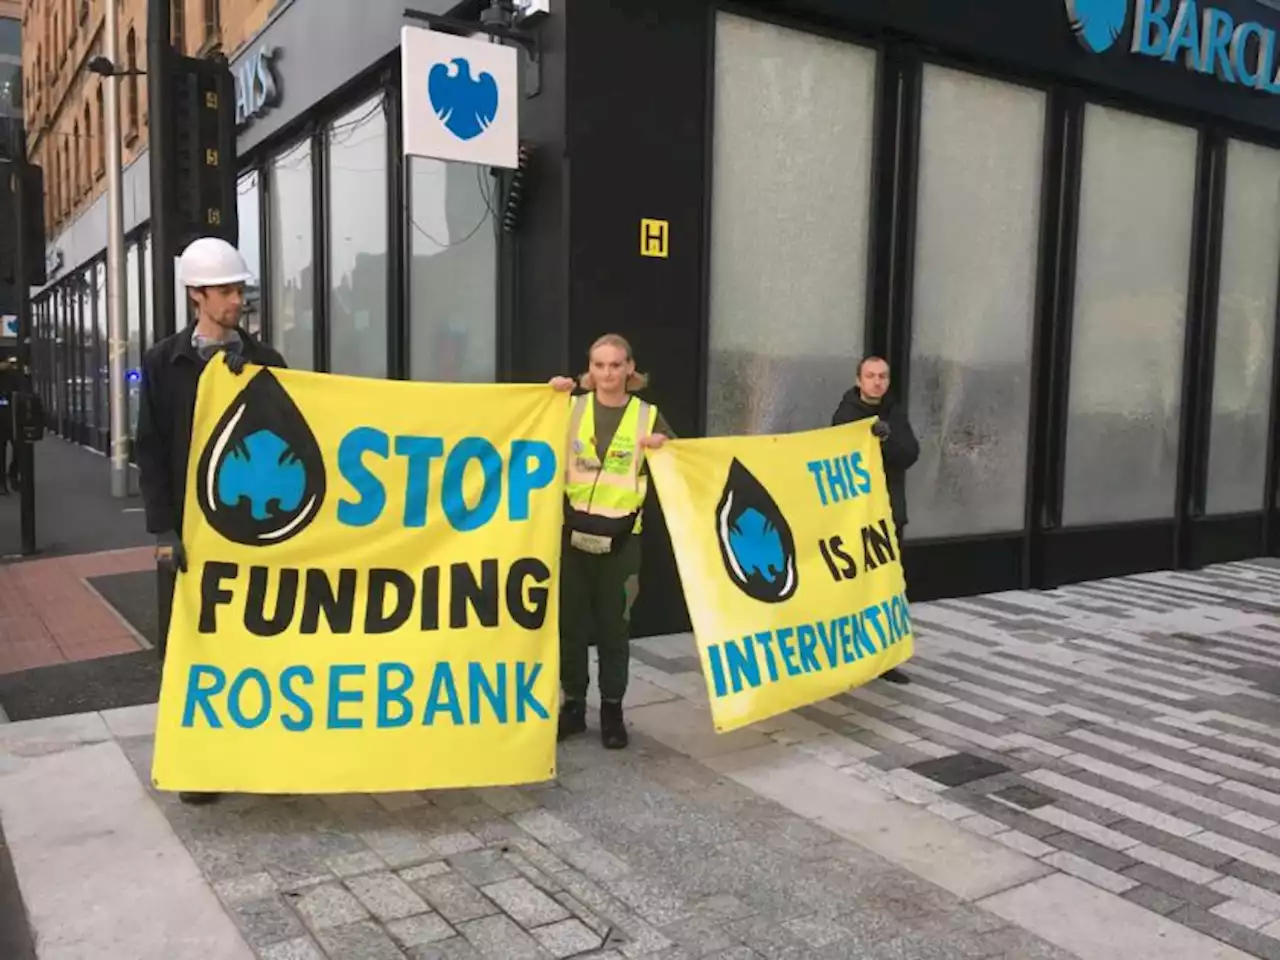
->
<box><xmin>235</xmin><ymin>46</ymin><xmax>281</xmax><ymax>128</ymax></box>
<box><xmin>1066</xmin><ymin>0</ymin><xmax>1280</xmax><ymax>92</ymax></box>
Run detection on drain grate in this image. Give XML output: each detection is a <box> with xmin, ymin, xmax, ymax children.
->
<box><xmin>906</xmin><ymin>752</ymin><xmax>1009</xmax><ymax>788</ymax></box>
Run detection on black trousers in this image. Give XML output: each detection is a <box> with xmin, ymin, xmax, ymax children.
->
<box><xmin>156</xmin><ymin>560</ymin><xmax>176</xmax><ymax>661</ymax></box>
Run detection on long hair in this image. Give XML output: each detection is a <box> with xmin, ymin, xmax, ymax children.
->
<box><xmin>579</xmin><ymin>333</ymin><xmax>650</xmax><ymax>392</ymax></box>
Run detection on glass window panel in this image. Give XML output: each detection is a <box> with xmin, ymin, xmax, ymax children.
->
<box><xmin>268</xmin><ymin>139</ymin><xmax>314</xmax><ymax>369</ymax></box>
<box><xmin>141</xmin><ymin>234</ymin><xmax>152</xmax><ymax>353</ymax></box>
<box><xmin>71</xmin><ymin>284</ymin><xmax>83</xmax><ymax>430</ymax></box>
<box><xmin>95</xmin><ymin>262</ymin><xmax>107</xmax><ymax>443</ymax></box>
<box><xmin>126</xmin><ymin>241</ymin><xmax>142</xmax><ymax>436</ymax></box>
<box><xmin>174</xmin><ymin>254</ymin><xmax>188</xmax><ymax>330</ymax></box>
<box><xmin>53</xmin><ymin>292</ymin><xmax>63</xmax><ymax>431</ymax></box>
<box><xmin>1062</xmin><ymin>106</ymin><xmax>1197</xmax><ymax>526</ymax></box>
<box><xmin>409</xmin><ymin>158</ymin><xmax>496</xmax><ymax>382</ymax></box>
<box><xmin>237</xmin><ymin>171</ymin><xmax>263</xmax><ymax>336</ymax></box>
<box><xmin>79</xmin><ymin>273</ymin><xmax>94</xmax><ymax>442</ymax></box>
<box><xmin>57</xmin><ymin>292</ymin><xmax>67</xmax><ymax>432</ymax></box>
<box><xmin>706</xmin><ymin>13</ymin><xmax>876</xmax><ymax>436</ymax></box>
<box><xmin>1206</xmin><ymin>140</ymin><xmax>1280</xmax><ymax>516</ymax></box>
<box><xmin>906</xmin><ymin>67</ymin><xmax>1045</xmax><ymax>539</ymax></box>
<box><xmin>327</xmin><ymin>98</ymin><xmax>388</xmax><ymax>378</ymax></box>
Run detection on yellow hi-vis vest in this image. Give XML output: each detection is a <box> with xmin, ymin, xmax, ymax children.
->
<box><xmin>564</xmin><ymin>394</ymin><xmax>659</xmax><ymax>536</ymax></box>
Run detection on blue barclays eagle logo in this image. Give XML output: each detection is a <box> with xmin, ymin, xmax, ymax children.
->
<box><xmin>428</xmin><ymin>57</ymin><xmax>499</xmax><ymax>141</ymax></box>
<box><xmin>1065</xmin><ymin>0</ymin><xmax>1129</xmax><ymax>53</ymax></box>
<box><xmin>217</xmin><ymin>430</ymin><xmax>307</xmax><ymax>522</ymax></box>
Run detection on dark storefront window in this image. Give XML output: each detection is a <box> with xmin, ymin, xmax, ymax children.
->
<box><xmin>409</xmin><ymin>158</ymin><xmax>496</xmax><ymax>383</ymax></box>
<box><xmin>905</xmin><ymin>66</ymin><xmax>1046</xmax><ymax>539</ymax></box>
<box><xmin>327</xmin><ymin>97</ymin><xmax>388</xmax><ymax>378</ymax></box>
<box><xmin>268</xmin><ymin>138</ymin><xmax>315</xmax><ymax>370</ymax></box>
<box><xmin>57</xmin><ymin>290</ymin><xmax>68</xmax><ymax>433</ymax></box>
<box><xmin>1062</xmin><ymin>105</ymin><xmax>1197</xmax><ymax>527</ymax></box>
<box><xmin>69</xmin><ymin>286</ymin><xmax>82</xmax><ymax>436</ymax></box>
<box><xmin>78</xmin><ymin>271</ymin><xmax>94</xmax><ymax>444</ymax></box>
<box><xmin>705</xmin><ymin>12</ymin><xmax>876</xmax><ymax>437</ymax></box>
<box><xmin>1206</xmin><ymin>139</ymin><xmax>1280</xmax><ymax>516</ymax></box>
<box><xmin>237</xmin><ymin>171</ymin><xmax>262</xmax><ymax>336</ymax></box>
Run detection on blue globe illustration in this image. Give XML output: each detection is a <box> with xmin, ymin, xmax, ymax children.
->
<box><xmin>1065</xmin><ymin>0</ymin><xmax>1128</xmax><ymax>53</ymax></box>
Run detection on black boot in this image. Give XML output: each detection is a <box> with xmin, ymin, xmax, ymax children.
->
<box><xmin>600</xmin><ymin>700</ymin><xmax>628</xmax><ymax>750</ymax></box>
<box><xmin>178</xmin><ymin>792</ymin><xmax>221</xmax><ymax>805</ymax></box>
<box><xmin>880</xmin><ymin>668</ymin><xmax>911</xmax><ymax>685</ymax></box>
<box><xmin>558</xmin><ymin>699</ymin><xmax>587</xmax><ymax>741</ymax></box>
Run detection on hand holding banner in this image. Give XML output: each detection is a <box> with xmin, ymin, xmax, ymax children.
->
<box><xmin>648</xmin><ymin>420</ymin><xmax>913</xmax><ymax>732</ymax></box>
<box><xmin>152</xmin><ymin>362</ymin><xmax>569</xmax><ymax>794</ymax></box>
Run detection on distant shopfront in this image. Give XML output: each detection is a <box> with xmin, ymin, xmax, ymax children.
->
<box><xmin>28</xmin><ymin>0</ymin><xmax>1280</xmax><ymax>639</ymax></box>
<box><xmin>30</xmin><ymin>0</ymin><xmax>496</xmax><ymax>455</ymax></box>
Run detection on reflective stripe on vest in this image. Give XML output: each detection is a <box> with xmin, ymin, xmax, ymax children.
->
<box><xmin>565</xmin><ymin>395</ymin><xmax>658</xmax><ymax>531</ymax></box>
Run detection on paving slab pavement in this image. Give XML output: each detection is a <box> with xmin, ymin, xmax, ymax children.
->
<box><xmin>0</xmin><ymin>700</ymin><xmax>1080</xmax><ymax>960</ymax></box>
<box><xmin>0</xmin><ymin>559</ymin><xmax>1279</xmax><ymax>957</ymax></box>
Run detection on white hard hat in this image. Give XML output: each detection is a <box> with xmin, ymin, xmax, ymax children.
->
<box><xmin>178</xmin><ymin>236</ymin><xmax>254</xmax><ymax>288</ymax></box>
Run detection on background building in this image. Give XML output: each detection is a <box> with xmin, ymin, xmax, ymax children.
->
<box><xmin>21</xmin><ymin>0</ymin><xmax>277</xmax><ymax>449</ymax></box>
<box><xmin>21</xmin><ymin>0</ymin><xmax>1280</xmax><ymax>639</ymax></box>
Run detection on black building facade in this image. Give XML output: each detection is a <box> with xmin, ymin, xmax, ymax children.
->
<box><xmin>506</xmin><ymin>0</ymin><xmax>1280</xmax><ymax>637</ymax></box>
<box><xmin>31</xmin><ymin>0</ymin><xmax>1280</xmax><ymax>638</ymax></box>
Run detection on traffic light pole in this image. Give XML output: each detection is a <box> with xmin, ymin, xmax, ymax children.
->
<box><xmin>147</xmin><ymin>0</ymin><xmax>176</xmax><ymax>343</ymax></box>
<box><xmin>104</xmin><ymin>0</ymin><xmax>129</xmax><ymax>498</ymax></box>
<box><xmin>10</xmin><ymin>139</ymin><xmax>35</xmax><ymax>555</ymax></box>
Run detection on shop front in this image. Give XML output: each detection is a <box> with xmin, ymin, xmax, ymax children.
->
<box><xmin>508</xmin><ymin>0</ymin><xmax>1280</xmax><ymax>636</ymax></box>
<box><xmin>30</xmin><ymin>0</ymin><xmax>497</xmax><ymax>458</ymax></box>
<box><xmin>29</xmin><ymin>0</ymin><xmax>1280</xmax><ymax>639</ymax></box>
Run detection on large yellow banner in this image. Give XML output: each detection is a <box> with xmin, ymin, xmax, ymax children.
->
<box><xmin>648</xmin><ymin>421</ymin><xmax>913</xmax><ymax>732</ymax></box>
<box><xmin>152</xmin><ymin>363</ymin><xmax>568</xmax><ymax>793</ymax></box>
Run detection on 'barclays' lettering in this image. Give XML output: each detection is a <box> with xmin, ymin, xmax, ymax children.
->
<box><xmin>235</xmin><ymin>46</ymin><xmax>281</xmax><ymax>128</ymax></box>
<box><xmin>1068</xmin><ymin>0</ymin><xmax>1280</xmax><ymax>93</ymax></box>
<box><xmin>1132</xmin><ymin>0</ymin><xmax>1280</xmax><ymax>90</ymax></box>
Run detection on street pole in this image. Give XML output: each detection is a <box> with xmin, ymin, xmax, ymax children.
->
<box><xmin>147</xmin><ymin>0</ymin><xmax>176</xmax><ymax>343</ymax></box>
<box><xmin>104</xmin><ymin>0</ymin><xmax>128</xmax><ymax>498</ymax></box>
<box><xmin>10</xmin><ymin>130</ymin><xmax>35</xmax><ymax>556</ymax></box>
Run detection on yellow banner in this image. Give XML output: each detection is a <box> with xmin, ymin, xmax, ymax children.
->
<box><xmin>152</xmin><ymin>363</ymin><xmax>569</xmax><ymax>793</ymax></box>
<box><xmin>648</xmin><ymin>421</ymin><xmax>913</xmax><ymax>732</ymax></box>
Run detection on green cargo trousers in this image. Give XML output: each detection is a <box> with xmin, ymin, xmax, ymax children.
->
<box><xmin>559</xmin><ymin>534</ymin><xmax>641</xmax><ymax>703</ymax></box>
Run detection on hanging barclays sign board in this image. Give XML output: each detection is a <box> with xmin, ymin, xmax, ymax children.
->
<box><xmin>400</xmin><ymin>26</ymin><xmax>519</xmax><ymax>169</ymax></box>
<box><xmin>1065</xmin><ymin>0</ymin><xmax>1280</xmax><ymax>92</ymax></box>
<box><xmin>235</xmin><ymin>46</ymin><xmax>282</xmax><ymax>128</ymax></box>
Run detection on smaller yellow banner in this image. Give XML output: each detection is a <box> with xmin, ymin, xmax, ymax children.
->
<box><xmin>648</xmin><ymin>421</ymin><xmax>913</xmax><ymax>732</ymax></box>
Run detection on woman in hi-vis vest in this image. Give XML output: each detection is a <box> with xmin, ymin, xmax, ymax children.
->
<box><xmin>548</xmin><ymin>334</ymin><xmax>672</xmax><ymax>749</ymax></box>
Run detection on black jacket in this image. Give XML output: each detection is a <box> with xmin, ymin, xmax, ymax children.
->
<box><xmin>136</xmin><ymin>327</ymin><xmax>285</xmax><ymax>536</ymax></box>
<box><xmin>831</xmin><ymin>390</ymin><xmax>920</xmax><ymax>528</ymax></box>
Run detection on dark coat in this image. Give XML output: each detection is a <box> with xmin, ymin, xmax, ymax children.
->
<box><xmin>136</xmin><ymin>326</ymin><xmax>285</xmax><ymax>536</ymax></box>
<box><xmin>831</xmin><ymin>390</ymin><xmax>920</xmax><ymax>529</ymax></box>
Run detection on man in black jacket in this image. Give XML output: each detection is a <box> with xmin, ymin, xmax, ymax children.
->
<box><xmin>136</xmin><ymin>237</ymin><xmax>285</xmax><ymax>804</ymax></box>
<box><xmin>832</xmin><ymin>355</ymin><xmax>920</xmax><ymax>684</ymax></box>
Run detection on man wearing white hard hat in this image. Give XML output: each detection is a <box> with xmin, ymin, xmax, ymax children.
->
<box><xmin>135</xmin><ymin>236</ymin><xmax>285</xmax><ymax>805</ymax></box>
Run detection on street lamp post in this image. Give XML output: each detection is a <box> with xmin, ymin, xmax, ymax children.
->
<box><xmin>90</xmin><ymin>1</ymin><xmax>134</xmax><ymax>499</ymax></box>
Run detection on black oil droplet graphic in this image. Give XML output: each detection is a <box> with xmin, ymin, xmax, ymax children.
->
<box><xmin>195</xmin><ymin>368</ymin><xmax>327</xmax><ymax>547</ymax></box>
<box><xmin>715</xmin><ymin>458</ymin><xmax>798</xmax><ymax>604</ymax></box>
